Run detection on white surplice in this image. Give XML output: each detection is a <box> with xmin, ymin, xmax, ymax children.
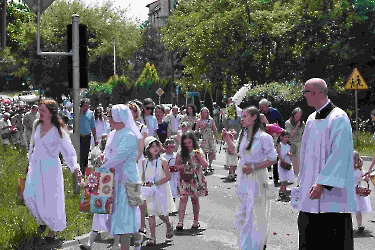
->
<box><xmin>297</xmin><ymin>108</ymin><xmax>356</xmax><ymax>213</ymax></box>
<box><xmin>24</xmin><ymin>125</ymin><xmax>79</xmax><ymax>232</ymax></box>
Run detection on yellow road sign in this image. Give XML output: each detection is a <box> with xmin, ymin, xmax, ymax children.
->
<box><xmin>344</xmin><ymin>68</ymin><xmax>368</xmax><ymax>90</ymax></box>
<box><xmin>156</xmin><ymin>88</ymin><xmax>164</xmax><ymax>96</ymax></box>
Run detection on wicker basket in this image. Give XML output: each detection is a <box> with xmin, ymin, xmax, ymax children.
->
<box><xmin>370</xmin><ymin>175</ymin><xmax>375</xmax><ymax>187</ymax></box>
<box><xmin>356</xmin><ymin>180</ymin><xmax>371</xmax><ymax>197</ymax></box>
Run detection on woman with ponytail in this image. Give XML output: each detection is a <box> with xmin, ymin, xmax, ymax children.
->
<box><xmin>23</xmin><ymin>99</ymin><xmax>82</xmax><ymax>243</ymax></box>
<box><xmin>222</xmin><ymin>106</ymin><xmax>277</xmax><ymax>250</ymax></box>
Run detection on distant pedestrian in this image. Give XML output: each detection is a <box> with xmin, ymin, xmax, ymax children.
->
<box><xmin>285</xmin><ymin>107</ymin><xmax>305</xmax><ymax>176</ymax></box>
<box><xmin>182</xmin><ymin>103</ymin><xmax>198</xmax><ymax>131</ymax></box>
<box><xmin>165</xmin><ymin>105</ymin><xmax>183</xmax><ymax>136</ymax></box>
<box><xmin>352</xmin><ymin>151</ymin><xmax>372</xmax><ymax>234</ymax></box>
<box><xmin>277</xmin><ymin>130</ymin><xmax>294</xmax><ymax>201</ymax></box>
<box><xmin>80</xmin><ymin>98</ymin><xmax>98</xmax><ymax>175</ymax></box>
<box><xmin>23</xmin><ymin>105</ymin><xmax>39</xmax><ymax>150</ymax></box>
<box><xmin>155</xmin><ymin>105</ymin><xmax>171</xmax><ymax>144</ymax></box>
<box><xmin>140</xmin><ymin>98</ymin><xmax>158</xmax><ymax>137</ymax></box>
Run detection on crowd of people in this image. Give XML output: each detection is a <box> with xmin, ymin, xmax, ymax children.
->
<box><xmin>2</xmin><ymin>76</ymin><xmax>375</xmax><ymax>250</ymax></box>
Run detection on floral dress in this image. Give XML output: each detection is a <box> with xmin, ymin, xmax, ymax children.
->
<box><xmin>198</xmin><ymin>118</ymin><xmax>216</xmax><ymax>154</ymax></box>
<box><xmin>177</xmin><ymin>150</ymin><xmax>208</xmax><ymax>197</ymax></box>
<box><xmin>183</xmin><ymin>115</ymin><xmax>197</xmax><ymax>130</ymax></box>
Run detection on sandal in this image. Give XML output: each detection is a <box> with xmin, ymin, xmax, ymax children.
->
<box><xmin>37</xmin><ymin>225</ymin><xmax>47</xmax><ymax>234</ymax></box>
<box><xmin>176</xmin><ymin>222</ymin><xmax>183</xmax><ymax>230</ymax></box>
<box><xmin>138</xmin><ymin>228</ymin><xmax>147</xmax><ymax>235</ymax></box>
<box><xmin>146</xmin><ymin>238</ymin><xmax>156</xmax><ymax>246</ymax></box>
<box><xmin>44</xmin><ymin>236</ymin><xmax>57</xmax><ymax>244</ymax></box>
<box><xmin>166</xmin><ymin>221</ymin><xmax>174</xmax><ymax>239</ymax></box>
<box><xmin>191</xmin><ymin>221</ymin><xmax>200</xmax><ymax>229</ymax></box>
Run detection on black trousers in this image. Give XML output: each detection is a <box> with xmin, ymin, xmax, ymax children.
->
<box><xmin>298</xmin><ymin>211</ymin><xmax>353</xmax><ymax>250</ymax></box>
<box><xmin>80</xmin><ymin>134</ymin><xmax>91</xmax><ymax>175</ymax></box>
<box><xmin>272</xmin><ymin>160</ymin><xmax>279</xmax><ymax>183</ymax></box>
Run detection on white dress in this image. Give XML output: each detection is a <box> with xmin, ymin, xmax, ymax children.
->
<box><xmin>91</xmin><ymin>119</ymin><xmax>110</xmax><ymax>148</ymax></box>
<box><xmin>277</xmin><ymin>142</ymin><xmax>294</xmax><ymax>183</ymax></box>
<box><xmin>353</xmin><ymin>169</ymin><xmax>372</xmax><ymax>214</ymax></box>
<box><xmin>144</xmin><ymin>158</ymin><xmax>176</xmax><ymax>216</ymax></box>
<box><xmin>162</xmin><ymin>152</ymin><xmax>179</xmax><ymax>199</ymax></box>
<box><xmin>24</xmin><ymin>125</ymin><xmax>79</xmax><ymax>231</ymax></box>
<box><xmin>236</xmin><ymin>129</ymin><xmax>278</xmax><ymax>250</ymax></box>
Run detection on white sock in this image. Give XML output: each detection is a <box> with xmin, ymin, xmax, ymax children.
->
<box><xmin>114</xmin><ymin>235</ymin><xmax>120</xmax><ymax>246</ymax></box>
<box><xmin>88</xmin><ymin>231</ymin><xmax>98</xmax><ymax>246</ymax></box>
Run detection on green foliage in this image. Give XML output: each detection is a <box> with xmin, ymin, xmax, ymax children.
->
<box><xmin>136</xmin><ymin>63</ymin><xmax>160</xmax><ymax>88</ymax></box>
<box><xmin>0</xmin><ymin>0</ymin><xmax>141</xmax><ymax>96</ymax></box>
<box><xmin>245</xmin><ymin>81</ymin><xmax>304</xmax><ymax>102</ymax></box>
<box><xmin>353</xmin><ymin>131</ymin><xmax>375</xmax><ymax>157</ymax></box>
<box><xmin>0</xmin><ymin>144</ymin><xmax>92</xmax><ymax>249</ymax></box>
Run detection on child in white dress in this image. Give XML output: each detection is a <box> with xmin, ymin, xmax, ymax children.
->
<box><xmin>162</xmin><ymin>138</ymin><xmax>179</xmax><ymax>201</ymax></box>
<box><xmin>222</xmin><ymin>128</ymin><xmax>238</xmax><ymax>181</ymax></box>
<box><xmin>353</xmin><ymin>151</ymin><xmax>372</xmax><ymax>233</ymax></box>
<box><xmin>277</xmin><ymin>130</ymin><xmax>294</xmax><ymax>201</ymax></box>
<box><xmin>142</xmin><ymin>136</ymin><xmax>176</xmax><ymax>246</ymax></box>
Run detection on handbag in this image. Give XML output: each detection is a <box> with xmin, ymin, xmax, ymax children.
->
<box><xmin>79</xmin><ymin>168</ymin><xmax>115</xmax><ymax>214</ymax></box>
<box><xmin>280</xmin><ymin>161</ymin><xmax>292</xmax><ymax>170</ymax></box>
<box><xmin>125</xmin><ymin>182</ymin><xmax>143</xmax><ymax>206</ymax></box>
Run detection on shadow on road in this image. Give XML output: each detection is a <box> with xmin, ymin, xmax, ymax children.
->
<box><xmin>16</xmin><ymin>235</ymin><xmax>63</xmax><ymax>250</ymax></box>
<box><xmin>173</xmin><ymin>228</ymin><xmax>206</xmax><ymax>237</ymax></box>
<box><xmin>353</xmin><ymin>230</ymin><xmax>374</xmax><ymax>238</ymax></box>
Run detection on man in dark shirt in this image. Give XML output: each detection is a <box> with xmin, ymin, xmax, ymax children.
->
<box><xmin>259</xmin><ymin>98</ymin><xmax>285</xmax><ymax>128</ymax></box>
<box><xmin>80</xmin><ymin>98</ymin><xmax>98</xmax><ymax>175</ymax></box>
<box><xmin>259</xmin><ymin>98</ymin><xmax>285</xmax><ymax>186</ymax></box>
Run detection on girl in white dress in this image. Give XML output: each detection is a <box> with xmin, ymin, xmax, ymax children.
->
<box><xmin>353</xmin><ymin>151</ymin><xmax>372</xmax><ymax>233</ymax></box>
<box><xmin>142</xmin><ymin>136</ymin><xmax>175</xmax><ymax>246</ymax></box>
<box><xmin>277</xmin><ymin>130</ymin><xmax>294</xmax><ymax>200</ymax></box>
<box><xmin>222</xmin><ymin>106</ymin><xmax>277</xmax><ymax>250</ymax></box>
<box><xmin>162</xmin><ymin>138</ymin><xmax>179</xmax><ymax>203</ymax></box>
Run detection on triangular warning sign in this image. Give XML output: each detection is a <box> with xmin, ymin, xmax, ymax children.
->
<box><xmin>344</xmin><ymin>68</ymin><xmax>368</xmax><ymax>90</ymax></box>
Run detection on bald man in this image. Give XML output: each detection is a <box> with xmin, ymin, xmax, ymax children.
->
<box><xmin>297</xmin><ymin>78</ymin><xmax>355</xmax><ymax>249</ymax></box>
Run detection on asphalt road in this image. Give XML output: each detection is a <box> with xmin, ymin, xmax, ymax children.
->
<box><xmin>62</xmin><ymin>144</ymin><xmax>375</xmax><ymax>250</ymax></box>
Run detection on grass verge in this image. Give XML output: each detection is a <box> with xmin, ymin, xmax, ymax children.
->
<box><xmin>0</xmin><ymin>144</ymin><xmax>93</xmax><ymax>250</ymax></box>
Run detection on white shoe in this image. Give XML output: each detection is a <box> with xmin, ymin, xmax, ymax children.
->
<box><xmin>133</xmin><ymin>231</ymin><xmax>146</xmax><ymax>248</ymax></box>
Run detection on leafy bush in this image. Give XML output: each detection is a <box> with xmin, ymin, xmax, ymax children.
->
<box><xmin>0</xmin><ymin>144</ymin><xmax>92</xmax><ymax>249</ymax></box>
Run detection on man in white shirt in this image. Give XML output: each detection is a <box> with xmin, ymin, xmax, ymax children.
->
<box><xmin>298</xmin><ymin>78</ymin><xmax>355</xmax><ymax>250</ymax></box>
<box><xmin>165</xmin><ymin>105</ymin><xmax>183</xmax><ymax>136</ymax></box>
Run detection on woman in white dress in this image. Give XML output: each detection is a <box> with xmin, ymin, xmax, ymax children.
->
<box><xmin>127</xmin><ymin>101</ymin><xmax>149</xmax><ymax>236</ymax></box>
<box><xmin>101</xmin><ymin>104</ymin><xmax>144</xmax><ymax>250</ymax></box>
<box><xmin>223</xmin><ymin>106</ymin><xmax>277</xmax><ymax>250</ymax></box>
<box><xmin>23</xmin><ymin>99</ymin><xmax>82</xmax><ymax>243</ymax></box>
<box><xmin>91</xmin><ymin>107</ymin><xmax>110</xmax><ymax>148</ymax></box>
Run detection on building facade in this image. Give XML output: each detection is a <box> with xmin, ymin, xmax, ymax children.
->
<box><xmin>146</xmin><ymin>0</ymin><xmax>179</xmax><ymax>29</ymax></box>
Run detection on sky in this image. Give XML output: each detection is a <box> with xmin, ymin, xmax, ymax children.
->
<box><xmin>81</xmin><ymin>0</ymin><xmax>151</xmax><ymax>22</ymax></box>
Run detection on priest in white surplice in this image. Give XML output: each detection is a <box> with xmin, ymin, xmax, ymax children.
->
<box><xmin>297</xmin><ymin>78</ymin><xmax>355</xmax><ymax>250</ymax></box>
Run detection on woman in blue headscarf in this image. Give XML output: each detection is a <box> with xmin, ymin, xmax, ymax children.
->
<box><xmin>101</xmin><ymin>104</ymin><xmax>144</xmax><ymax>250</ymax></box>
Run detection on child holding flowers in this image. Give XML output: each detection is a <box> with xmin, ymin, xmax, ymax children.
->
<box><xmin>141</xmin><ymin>136</ymin><xmax>175</xmax><ymax>246</ymax></box>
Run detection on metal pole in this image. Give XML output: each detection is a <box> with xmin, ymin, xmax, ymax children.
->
<box><xmin>72</xmin><ymin>14</ymin><xmax>81</xmax><ymax>194</ymax></box>
<box><xmin>114</xmin><ymin>38</ymin><xmax>116</xmax><ymax>75</ymax></box>
<box><xmin>170</xmin><ymin>51</ymin><xmax>174</xmax><ymax>105</ymax></box>
<box><xmin>355</xmin><ymin>90</ymin><xmax>359</xmax><ymax>145</ymax></box>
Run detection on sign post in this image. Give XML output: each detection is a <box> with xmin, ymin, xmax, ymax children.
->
<box><xmin>344</xmin><ymin>68</ymin><xmax>369</xmax><ymax>145</ymax></box>
<box><xmin>156</xmin><ymin>88</ymin><xmax>164</xmax><ymax>105</ymax></box>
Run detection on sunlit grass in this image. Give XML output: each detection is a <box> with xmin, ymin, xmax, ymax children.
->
<box><xmin>0</xmin><ymin>144</ymin><xmax>92</xmax><ymax>249</ymax></box>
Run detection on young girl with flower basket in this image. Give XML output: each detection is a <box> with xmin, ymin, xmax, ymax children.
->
<box><xmin>353</xmin><ymin>151</ymin><xmax>372</xmax><ymax>234</ymax></box>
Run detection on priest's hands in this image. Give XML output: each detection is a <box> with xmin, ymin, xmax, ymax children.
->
<box><xmin>308</xmin><ymin>183</ymin><xmax>323</xmax><ymax>200</ymax></box>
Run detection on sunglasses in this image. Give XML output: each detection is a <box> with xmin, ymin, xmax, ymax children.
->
<box><xmin>145</xmin><ymin>107</ymin><xmax>154</xmax><ymax>111</ymax></box>
<box><xmin>301</xmin><ymin>90</ymin><xmax>314</xmax><ymax>94</ymax></box>
<box><xmin>107</xmin><ymin>115</ymin><xmax>113</xmax><ymax>118</ymax></box>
